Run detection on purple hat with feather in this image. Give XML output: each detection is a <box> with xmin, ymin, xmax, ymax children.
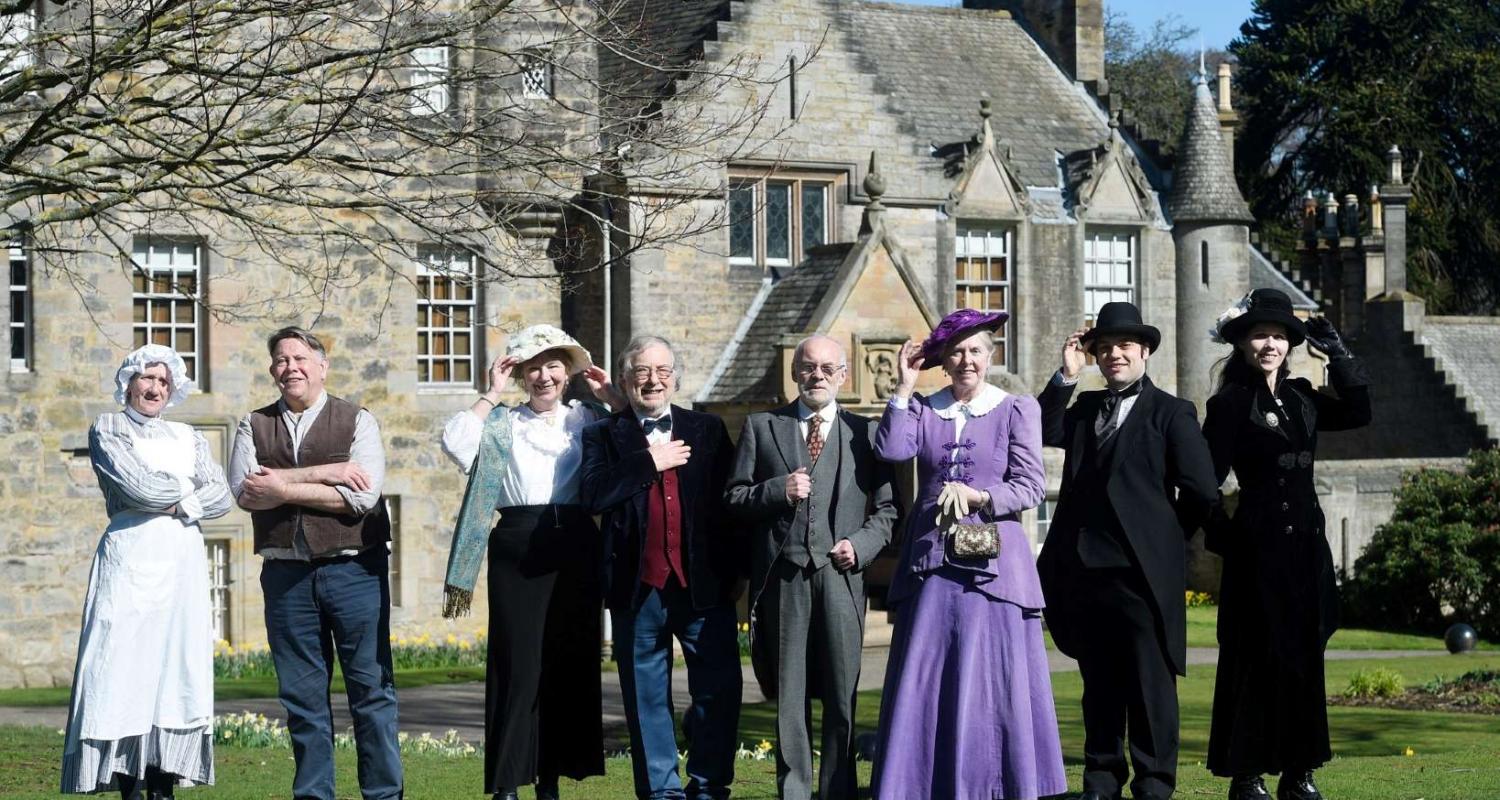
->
<box><xmin>919</xmin><ymin>308</ymin><xmax>1008</xmax><ymax>369</ymax></box>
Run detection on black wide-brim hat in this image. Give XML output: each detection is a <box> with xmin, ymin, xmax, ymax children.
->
<box><xmin>1079</xmin><ymin>301</ymin><xmax>1161</xmax><ymax>353</ymax></box>
<box><xmin>1217</xmin><ymin>289</ymin><xmax>1306</xmax><ymax>347</ymax></box>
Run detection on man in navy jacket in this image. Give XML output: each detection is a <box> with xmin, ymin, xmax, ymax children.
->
<box><xmin>580</xmin><ymin>335</ymin><xmax>742</xmax><ymax>800</ymax></box>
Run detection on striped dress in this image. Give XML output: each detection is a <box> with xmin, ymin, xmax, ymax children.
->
<box><xmin>61</xmin><ymin>409</ymin><xmax>231</xmax><ymax>793</ymax></box>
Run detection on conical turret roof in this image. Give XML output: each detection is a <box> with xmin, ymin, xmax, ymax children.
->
<box><xmin>1167</xmin><ymin>75</ymin><xmax>1253</xmax><ymax>224</ymax></box>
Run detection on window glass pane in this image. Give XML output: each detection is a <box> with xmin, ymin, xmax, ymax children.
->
<box><xmin>10</xmin><ymin>335</ymin><xmax>21</xmax><ymax>360</ymax></box>
<box><xmin>800</xmin><ymin>183</ymin><xmax>827</xmax><ymax>250</ymax></box>
<box><xmin>728</xmin><ymin>185</ymin><xmax>755</xmax><ymax>259</ymax></box>
<box><xmin>765</xmin><ymin>183</ymin><xmax>791</xmax><ymax>262</ymax></box>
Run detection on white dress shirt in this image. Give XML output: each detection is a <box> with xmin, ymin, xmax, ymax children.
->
<box><xmin>441</xmin><ymin>400</ymin><xmax>602</xmax><ymax>508</ymax></box>
<box><xmin>1053</xmin><ymin>369</ymin><xmax>1142</xmax><ymax>427</ymax></box>
<box><xmin>796</xmin><ymin>399</ymin><xmax>839</xmax><ymax>446</ymax></box>
<box><xmin>637</xmin><ymin>408</ymin><xmax>674</xmax><ymax>446</ymax></box>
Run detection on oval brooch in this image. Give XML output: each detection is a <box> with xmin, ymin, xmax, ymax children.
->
<box><xmin>1265</xmin><ymin>412</ymin><xmax>1279</xmax><ymax>427</ymax></box>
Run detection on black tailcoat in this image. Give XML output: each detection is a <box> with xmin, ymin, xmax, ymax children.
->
<box><xmin>1036</xmin><ymin>375</ymin><xmax>1218</xmax><ymax>675</ymax></box>
<box><xmin>579</xmin><ymin>405</ymin><xmax>743</xmax><ymax>611</ymax></box>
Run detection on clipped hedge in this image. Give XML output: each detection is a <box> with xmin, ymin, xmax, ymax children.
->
<box><xmin>1343</xmin><ymin>448</ymin><xmax>1500</xmax><ymax>639</ymax></box>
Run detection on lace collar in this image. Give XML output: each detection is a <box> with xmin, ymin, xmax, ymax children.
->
<box><xmin>928</xmin><ymin>383</ymin><xmax>1007</xmax><ymax>420</ymax></box>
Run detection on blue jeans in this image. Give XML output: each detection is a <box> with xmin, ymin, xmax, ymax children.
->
<box><xmin>614</xmin><ymin>582</ymin><xmax>741</xmax><ymax>800</ymax></box>
<box><xmin>261</xmin><ymin>547</ymin><xmax>403</xmax><ymax>800</ymax></box>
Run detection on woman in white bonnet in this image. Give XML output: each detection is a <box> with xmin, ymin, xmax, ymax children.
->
<box><xmin>61</xmin><ymin>344</ymin><xmax>231</xmax><ymax>799</ymax></box>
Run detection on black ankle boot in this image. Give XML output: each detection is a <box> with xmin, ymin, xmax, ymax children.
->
<box><xmin>1229</xmin><ymin>775</ymin><xmax>1271</xmax><ymax>800</ymax></box>
<box><xmin>535</xmin><ymin>783</ymin><xmax>560</xmax><ymax>800</ymax></box>
<box><xmin>116</xmin><ymin>773</ymin><xmax>144</xmax><ymax>800</ymax></box>
<box><xmin>1277</xmin><ymin>770</ymin><xmax>1324</xmax><ymax>800</ymax></box>
<box><xmin>492</xmin><ymin>790</ymin><xmax>520</xmax><ymax>800</ymax></box>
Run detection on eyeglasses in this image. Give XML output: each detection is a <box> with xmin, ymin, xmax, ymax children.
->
<box><xmin>630</xmin><ymin>366</ymin><xmax>676</xmax><ymax>382</ymax></box>
<box><xmin>794</xmin><ymin>363</ymin><xmax>846</xmax><ymax>379</ymax></box>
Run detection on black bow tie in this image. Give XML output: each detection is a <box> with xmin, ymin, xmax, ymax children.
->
<box><xmin>1104</xmin><ymin>381</ymin><xmax>1143</xmax><ymax>406</ymax></box>
<box><xmin>642</xmin><ymin>416</ymin><xmax>672</xmax><ymax>435</ymax></box>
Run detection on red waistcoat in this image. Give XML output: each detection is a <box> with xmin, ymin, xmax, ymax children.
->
<box><xmin>642</xmin><ymin>467</ymin><xmax>687</xmax><ymax>589</ymax></box>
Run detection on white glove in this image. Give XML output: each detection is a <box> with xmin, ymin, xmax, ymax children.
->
<box><xmin>937</xmin><ymin>481</ymin><xmax>971</xmax><ymax>524</ymax></box>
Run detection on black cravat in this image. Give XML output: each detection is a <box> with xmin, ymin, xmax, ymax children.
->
<box><xmin>1095</xmin><ymin>381</ymin><xmax>1143</xmax><ymax>442</ymax></box>
<box><xmin>642</xmin><ymin>416</ymin><xmax>672</xmax><ymax>436</ymax></box>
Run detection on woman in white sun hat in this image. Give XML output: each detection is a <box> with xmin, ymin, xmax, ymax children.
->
<box><xmin>62</xmin><ymin>344</ymin><xmax>231</xmax><ymax>799</ymax></box>
<box><xmin>439</xmin><ymin>324</ymin><xmax>622</xmax><ymax>800</ymax></box>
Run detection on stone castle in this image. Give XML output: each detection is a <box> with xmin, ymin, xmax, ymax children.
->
<box><xmin>1</xmin><ymin>0</ymin><xmax>1494</xmax><ymax>687</ymax></box>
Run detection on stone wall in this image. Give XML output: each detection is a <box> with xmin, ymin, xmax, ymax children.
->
<box><xmin>0</xmin><ymin>226</ymin><xmax>565</xmax><ymax>687</ymax></box>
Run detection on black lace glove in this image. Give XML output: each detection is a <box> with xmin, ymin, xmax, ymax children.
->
<box><xmin>1305</xmin><ymin>317</ymin><xmax>1351</xmax><ymax>359</ymax></box>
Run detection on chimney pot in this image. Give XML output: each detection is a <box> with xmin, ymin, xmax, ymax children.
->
<box><xmin>1216</xmin><ymin>62</ymin><xmax>1233</xmax><ymax>112</ymax></box>
<box><xmin>1386</xmin><ymin>144</ymin><xmax>1404</xmax><ymax>185</ymax></box>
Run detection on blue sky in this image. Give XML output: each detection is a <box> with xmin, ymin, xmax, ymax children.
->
<box><xmin>898</xmin><ymin>1</ymin><xmax>1256</xmax><ymax>50</ymax></box>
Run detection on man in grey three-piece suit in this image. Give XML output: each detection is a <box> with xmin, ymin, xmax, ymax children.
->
<box><xmin>725</xmin><ymin>334</ymin><xmax>898</xmax><ymax>800</ymax></box>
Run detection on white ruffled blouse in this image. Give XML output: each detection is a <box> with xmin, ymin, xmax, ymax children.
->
<box><xmin>441</xmin><ymin>400</ymin><xmax>601</xmax><ymax>508</ymax></box>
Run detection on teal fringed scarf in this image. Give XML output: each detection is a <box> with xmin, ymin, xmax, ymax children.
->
<box><xmin>442</xmin><ymin>404</ymin><xmax>514</xmax><ymax>617</ymax></box>
<box><xmin>440</xmin><ymin>399</ymin><xmax>607</xmax><ymax>617</ymax></box>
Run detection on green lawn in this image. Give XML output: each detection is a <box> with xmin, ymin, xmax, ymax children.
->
<box><xmin>4</xmin><ymin>653</ymin><xmax>1497</xmax><ymax>798</ymax></box>
<box><xmin>0</xmin><ymin>666</ymin><xmax>489</xmax><ymax>708</ymax></box>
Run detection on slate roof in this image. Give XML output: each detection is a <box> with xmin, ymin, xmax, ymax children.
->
<box><xmin>1166</xmin><ymin>78</ymin><xmax>1253</xmax><ymax>223</ymax></box>
<box><xmin>596</xmin><ymin>0</ymin><xmax>731</xmax><ymax>120</ymax></box>
<box><xmin>699</xmin><ymin>243</ymin><xmax>854</xmax><ymax>404</ymax></box>
<box><xmin>1250</xmin><ymin>248</ymin><xmax>1319</xmax><ymax>310</ymax></box>
<box><xmin>835</xmin><ymin>2</ymin><xmax>1112</xmax><ymax>189</ymax></box>
<box><xmin>598</xmin><ymin>1</ymin><xmax>1115</xmax><ymax>191</ymax></box>
<box><xmin>1417</xmin><ymin>318</ymin><xmax>1500</xmax><ymax>440</ymax></box>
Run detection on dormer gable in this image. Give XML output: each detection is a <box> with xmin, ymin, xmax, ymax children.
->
<box><xmin>945</xmin><ymin>100</ymin><xmax>1031</xmax><ymax>221</ymax></box>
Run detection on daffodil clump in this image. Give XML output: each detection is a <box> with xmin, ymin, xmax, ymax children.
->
<box><xmin>734</xmin><ymin>740</ymin><xmax>775</xmax><ymax>761</ymax></box>
<box><xmin>213</xmin><ymin>630</ymin><xmax>488</xmax><ymax>679</ymax></box>
<box><xmin>214</xmin><ymin>712</ymin><xmax>476</xmax><ymax>757</ymax></box>
<box><xmin>1184</xmin><ymin>590</ymin><xmax>1215</xmax><ymax>608</ymax></box>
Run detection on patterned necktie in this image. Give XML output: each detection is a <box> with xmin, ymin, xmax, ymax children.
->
<box><xmin>806</xmin><ymin>414</ymin><xmax>825</xmax><ymax>465</ymax></box>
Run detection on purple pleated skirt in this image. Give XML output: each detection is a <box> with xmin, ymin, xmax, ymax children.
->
<box><xmin>872</xmin><ymin>567</ymin><xmax>1067</xmax><ymax>800</ymax></box>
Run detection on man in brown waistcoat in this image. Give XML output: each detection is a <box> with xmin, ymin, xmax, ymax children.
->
<box><xmin>228</xmin><ymin>326</ymin><xmax>401</xmax><ymax>800</ymax></box>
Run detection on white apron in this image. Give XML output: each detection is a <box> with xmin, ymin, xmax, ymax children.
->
<box><xmin>64</xmin><ymin>422</ymin><xmax>214</xmax><ymax>749</ymax></box>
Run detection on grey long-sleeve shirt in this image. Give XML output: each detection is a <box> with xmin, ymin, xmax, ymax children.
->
<box><xmin>89</xmin><ymin>408</ymin><xmax>232</xmax><ymax>523</ymax></box>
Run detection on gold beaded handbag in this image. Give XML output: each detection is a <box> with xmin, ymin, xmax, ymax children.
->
<box><xmin>948</xmin><ymin>521</ymin><xmax>1000</xmax><ymax>559</ymax></box>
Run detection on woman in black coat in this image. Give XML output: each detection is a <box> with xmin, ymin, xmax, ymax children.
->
<box><xmin>1201</xmin><ymin>289</ymin><xmax>1371</xmax><ymax>800</ymax></box>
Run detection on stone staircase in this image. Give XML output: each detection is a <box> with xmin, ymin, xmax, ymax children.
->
<box><xmin>1250</xmin><ymin>231</ymin><xmax>1324</xmax><ymax>306</ymax></box>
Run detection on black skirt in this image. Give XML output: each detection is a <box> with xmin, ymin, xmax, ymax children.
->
<box><xmin>1206</xmin><ymin>523</ymin><xmax>1333</xmax><ymax>776</ymax></box>
<box><xmin>484</xmin><ymin>504</ymin><xmax>605</xmax><ymax>791</ymax></box>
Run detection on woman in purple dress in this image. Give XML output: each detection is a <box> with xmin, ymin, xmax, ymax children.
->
<box><xmin>871</xmin><ymin>308</ymin><xmax>1067</xmax><ymax>800</ymax></box>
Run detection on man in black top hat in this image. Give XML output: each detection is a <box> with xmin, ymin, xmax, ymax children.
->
<box><xmin>1036</xmin><ymin>301</ymin><xmax>1219</xmax><ymax>800</ymax></box>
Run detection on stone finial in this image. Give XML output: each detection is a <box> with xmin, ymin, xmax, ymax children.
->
<box><xmin>864</xmin><ymin>152</ymin><xmax>885</xmax><ymax>205</ymax></box>
<box><xmin>1386</xmin><ymin>144</ymin><xmax>1404</xmax><ymax>185</ymax></box>
<box><xmin>1216</xmin><ymin>62</ymin><xmax>1233</xmax><ymax>112</ymax></box>
<box><xmin>979</xmin><ymin>98</ymin><xmax>992</xmax><ymax>120</ymax></box>
<box><xmin>861</xmin><ymin>150</ymin><xmax>886</xmax><ymax>235</ymax></box>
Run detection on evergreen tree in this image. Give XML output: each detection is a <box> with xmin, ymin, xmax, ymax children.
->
<box><xmin>1232</xmin><ymin>0</ymin><xmax>1500</xmax><ymax>313</ymax></box>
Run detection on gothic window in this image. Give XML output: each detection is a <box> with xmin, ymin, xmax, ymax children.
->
<box><xmin>1083</xmin><ymin>229</ymin><xmax>1136</xmax><ymax>323</ymax></box>
<box><xmin>411</xmin><ymin>45</ymin><xmax>451</xmax><ymax>115</ymax></box>
<box><xmin>521</xmin><ymin>51</ymin><xmax>552</xmax><ymax>100</ymax></box>
<box><xmin>417</xmin><ymin>248</ymin><xmax>478</xmax><ymax>386</ymax></box>
<box><xmin>954</xmin><ymin>225</ymin><xmax>1015</xmax><ymax>368</ymax></box>
<box><xmin>727</xmin><ymin>173</ymin><xmax>833</xmax><ymax>270</ymax></box>
<box><xmin>132</xmin><ymin>239</ymin><xmax>205</xmax><ymax>385</ymax></box>
<box><xmin>8</xmin><ymin>241</ymin><xmax>28</xmax><ymax>371</ymax></box>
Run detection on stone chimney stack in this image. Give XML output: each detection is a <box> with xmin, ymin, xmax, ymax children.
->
<box><xmin>964</xmin><ymin>1</ymin><xmax>1104</xmax><ymax>87</ymax></box>
<box><xmin>1379</xmin><ymin>145</ymin><xmax>1412</xmax><ymax>294</ymax></box>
